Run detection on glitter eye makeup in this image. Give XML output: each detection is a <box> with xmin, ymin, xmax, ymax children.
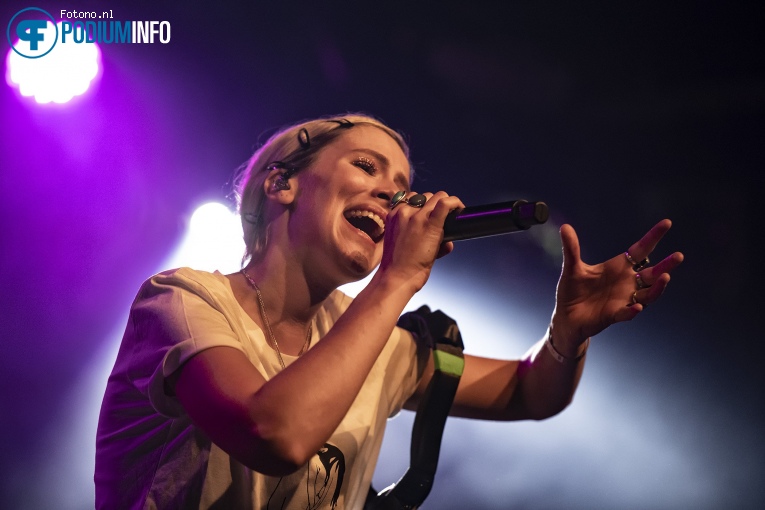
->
<box><xmin>352</xmin><ymin>156</ymin><xmax>377</xmax><ymax>175</ymax></box>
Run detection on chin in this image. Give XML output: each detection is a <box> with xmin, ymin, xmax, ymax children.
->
<box><xmin>326</xmin><ymin>229</ymin><xmax>381</xmax><ymax>285</ymax></box>
<box><xmin>345</xmin><ymin>249</ymin><xmax>376</xmax><ymax>279</ymax></box>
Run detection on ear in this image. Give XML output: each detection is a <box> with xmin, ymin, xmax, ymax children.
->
<box><xmin>263</xmin><ymin>166</ymin><xmax>297</xmax><ymax>205</ymax></box>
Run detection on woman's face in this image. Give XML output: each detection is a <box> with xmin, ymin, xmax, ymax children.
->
<box><xmin>288</xmin><ymin>125</ymin><xmax>411</xmax><ymax>285</ymax></box>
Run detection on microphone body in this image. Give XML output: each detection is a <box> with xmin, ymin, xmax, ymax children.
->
<box><xmin>442</xmin><ymin>200</ymin><xmax>549</xmax><ymax>242</ymax></box>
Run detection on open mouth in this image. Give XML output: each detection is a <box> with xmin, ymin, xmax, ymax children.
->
<box><xmin>344</xmin><ymin>209</ymin><xmax>385</xmax><ymax>243</ymax></box>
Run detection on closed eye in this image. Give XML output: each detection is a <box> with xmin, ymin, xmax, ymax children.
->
<box><xmin>352</xmin><ymin>156</ymin><xmax>377</xmax><ymax>175</ymax></box>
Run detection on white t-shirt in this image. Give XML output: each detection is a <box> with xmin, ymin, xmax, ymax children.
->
<box><xmin>95</xmin><ymin>267</ymin><xmax>427</xmax><ymax>509</ymax></box>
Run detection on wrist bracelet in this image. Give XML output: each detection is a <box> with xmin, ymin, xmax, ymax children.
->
<box><xmin>545</xmin><ymin>326</ymin><xmax>589</xmax><ymax>363</ymax></box>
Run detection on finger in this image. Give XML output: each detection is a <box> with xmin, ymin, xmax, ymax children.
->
<box><xmin>614</xmin><ymin>302</ymin><xmax>642</xmax><ymax>322</ymax></box>
<box><xmin>436</xmin><ymin>240</ymin><xmax>455</xmax><ymax>259</ymax></box>
<box><xmin>629</xmin><ymin>273</ymin><xmax>670</xmax><ymax>310</ymax></box>
<box><xmin>639</xmin><ymin>273</ymin><xmax>671</xmax><ymax>306</ymax></box>
<box><xmin>627</xmin><ymin>219</ymin><xmax>672</xmax><ymax>260</ymax></box>
<box><xmin>427</xmin><ymin>192</ymin><xmax>465</xmax><ymax>225</ymax></box>
<box><xmin>637</xmin><ymin>251</ymin><xmax>684</xmax><ymax>285</ymax></box>
<box><xmin>390</xmin><ymin>192</ymin><xmax>463</xmax><ymax>243</ymax></box>
<box><xmin>389</xmin><ymin>191</ymin><xmax>426</xmax><ymax>217</ymax></box>
<box><xmin>559</xmin><ymin>224</ymin><xmax>581</xmax><ymax>274</ymax></box>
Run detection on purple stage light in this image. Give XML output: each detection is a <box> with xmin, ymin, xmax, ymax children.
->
<box><xmin>6</xmin><ymin>21</ymin><xmax>100</xmax><ymax>104</ymax></box>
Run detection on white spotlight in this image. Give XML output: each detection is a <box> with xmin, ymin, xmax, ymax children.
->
<box><xmin>166</xmin><ymin>202</ymin><xmax>245</xmax><ymax>273</ymax></box>
<box><xmin>6</xmin><ymin>21</ymin><xmax>100</xmax><ymax>104</ymax></box>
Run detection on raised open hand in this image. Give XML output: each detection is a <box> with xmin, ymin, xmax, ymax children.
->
<box><xmin>551</xmin><ymin>219</ymin><xmax>684</xmax><ymax>347</ymax></box>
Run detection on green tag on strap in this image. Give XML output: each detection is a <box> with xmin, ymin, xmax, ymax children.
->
<box><xmin>433</xmin><ymin>350</ymin><xmax>465</xmax><ymax>377</ymax></box>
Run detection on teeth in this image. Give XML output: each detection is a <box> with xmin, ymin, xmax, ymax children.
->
<box><xmin>345</xmin><ymin>209</ymin><xmax>385</xmax><ymax>237</ymax></box>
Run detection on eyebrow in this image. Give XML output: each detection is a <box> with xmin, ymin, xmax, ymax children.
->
<box><xmin>356</xmin><ymin>148</ymin><xmax>411</xmax><ymax>191</ymax></box>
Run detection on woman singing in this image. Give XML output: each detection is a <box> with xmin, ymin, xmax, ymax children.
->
<box><xmin>95</xmin><ymin>113</ymin><xmax>683</xmax><ymax>509</ymax></box>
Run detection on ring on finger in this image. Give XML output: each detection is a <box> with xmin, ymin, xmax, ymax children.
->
<box><xmin>406</xmin><ymin>193</ymin><xmax>427</xmax><ymax>208</ymax></box>
<box><xmin>625</xmin><ymin>251</ymin><xmax>650</xmax><ymax>271</ymax></box>
<box><xmin>630</xmin><ymin>291</ymin><xmax>638</xmax><ymax>305</ymax></box>
<box><xmin>635</xmin><ymin>273</ymin><xmax>649</xmax><ymax>289</ymax></box>
<box><xmin>390</xmin><ymin>190</ymin><xmax>407</xmax><ymax>209</ymax></box>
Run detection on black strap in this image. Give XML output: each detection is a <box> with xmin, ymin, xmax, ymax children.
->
<box><xmin>365</xmin><ymin>306</ymin><xmax>465</xmax><ymax>510</ymax></box>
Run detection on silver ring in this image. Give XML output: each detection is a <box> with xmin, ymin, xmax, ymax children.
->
<box><xmin>631</xmin><ymin>291</ymin><xmax>638</xmax><ymax>305</ymax></box>
<box><xmin>635</xmin><ymin>273</ymin><xmax>648</xmax><ymax>289</ymax></box>
<box><xmin>625</xmin><ymin>251</ymin><xmax>649</xmax><ymax>271</ymax></box>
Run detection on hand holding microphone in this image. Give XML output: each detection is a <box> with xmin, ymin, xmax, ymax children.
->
<box><xmin>390</xmin><ymin>191</ymin><xmax>549</xmax><ymax>242</ymax></box>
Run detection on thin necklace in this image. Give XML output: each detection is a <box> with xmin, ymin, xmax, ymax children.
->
<box><xmin>240</xmin><ymin>269</ymin><xmax>312</xmax><ymax>370</ymax></box>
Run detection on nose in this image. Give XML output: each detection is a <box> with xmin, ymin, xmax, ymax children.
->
<box><xmin>372</xmin><ymin>183</ymin><xmax>399</xmax><ymax>204</ymax></box>
<box><xmin>372</xmin><ymin>167</ymin><xmax>410</xmax><ymax>207</ymax></box>
<box><xmin>376</xmin><ymin>190</ymin><xmax>393</xmax><ymax>201</ymax></box>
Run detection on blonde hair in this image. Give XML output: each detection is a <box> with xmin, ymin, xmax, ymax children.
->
<box><xmin>234</xmin><ymin>113</ymin><xmax>412</xmax><ymax>264</ymax></box>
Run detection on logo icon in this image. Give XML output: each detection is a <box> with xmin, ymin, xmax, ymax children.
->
<box><xmin>7</xmin><ymin>7</ymin><xmax>58</xmax><ymax>59</ymax></box>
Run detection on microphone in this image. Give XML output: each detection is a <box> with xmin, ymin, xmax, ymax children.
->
<box><xmin>442</xmin><ymin>200</ymin><xmax>549</xmax><ymax>242</ymax></box>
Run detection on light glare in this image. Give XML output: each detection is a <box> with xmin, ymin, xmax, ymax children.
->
<box><xmin>167</xmin><ymin>202</ymin><xmax>245</xmax><ymax>273</ymax></box>
<box><xmin>6</xmin><ymin>21</ymin><xmax>100</xmax><ymax>104</ymax></box>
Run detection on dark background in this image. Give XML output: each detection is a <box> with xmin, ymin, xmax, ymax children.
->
<box><xmin>1</xmin><ymin>1</ymin><xmax>762</xmax><ymax>508</ymax></box>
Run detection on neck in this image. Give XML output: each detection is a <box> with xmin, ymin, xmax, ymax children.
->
<box><xmin>243</xmin><ymin>244</ymin><xmax>332</xmax><ymax>328</ymax></box>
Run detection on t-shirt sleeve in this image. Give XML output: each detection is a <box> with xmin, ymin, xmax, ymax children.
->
<box><xmin>125</xmin><ymin>269</ymin><xmax>247</xmax><ymax>418</ymax></box>
<box><xmin>383</xmin><ymin>325</ymin><xmax>431</xmax><ymax>418</ymax></box>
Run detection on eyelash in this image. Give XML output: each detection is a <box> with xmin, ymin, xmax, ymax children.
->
<box><xmin>352</xmin><ymin>156</ymin><xmax>377</xmax><ymax>175</ymax></box>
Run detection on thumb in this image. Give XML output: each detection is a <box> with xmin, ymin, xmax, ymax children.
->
<box><xmin>560</xmin><ymin>224</ymin><xmax>581</xmax><ymax>274</ymax></box>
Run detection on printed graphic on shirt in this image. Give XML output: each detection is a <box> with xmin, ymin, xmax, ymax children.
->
<box><xmin>309</xmin><ymin>443</ymin><xmax>345</xmax><ymax>509</ymax></box>
<box><xmin>267</xmin><ymin>442</ymin><xmax>345</xmax><ymax>509</ymax></box>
